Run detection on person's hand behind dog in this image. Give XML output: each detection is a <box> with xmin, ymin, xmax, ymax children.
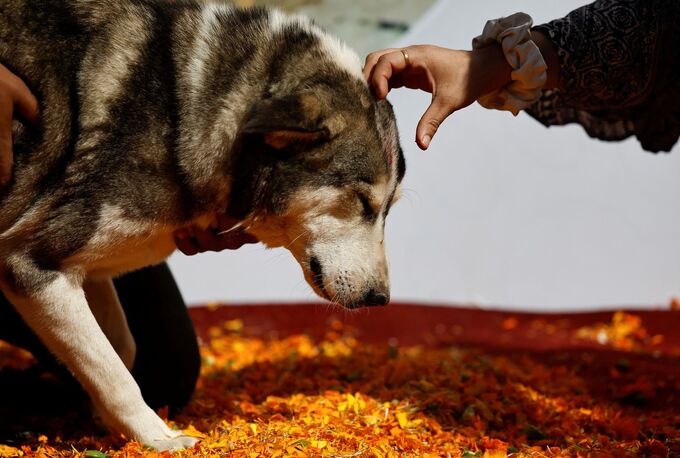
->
<box><xmin>0</xmin><ymin>63</ymin><xmax>40</xmax><ymax>189</ymax></box>
<box><xmin>174</xmin><ymin>213</ymin><xmax>259</xmax><ymax>255</ymax></box>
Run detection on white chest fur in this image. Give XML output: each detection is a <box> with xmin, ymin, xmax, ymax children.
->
<box><xmin>66</xmin><ymin>204</ymin><xmax>181</xmax><ymax>278</ymax></box>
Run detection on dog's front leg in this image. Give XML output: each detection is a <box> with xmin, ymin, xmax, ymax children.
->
<box><xmin>0</xmin><ymin>258</ymin><xmax>197</xmax><ymax>451</ymax></box>
<box><xmin>84</xmin><ymin>277</ymin><xmax>136</xmax><ymax>370</ymax></box>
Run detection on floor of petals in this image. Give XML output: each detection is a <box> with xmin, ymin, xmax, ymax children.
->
<box><xmin>1</xmin><ymin>304</ymin><xmax>678</xmax><ymax>457</ymax></box>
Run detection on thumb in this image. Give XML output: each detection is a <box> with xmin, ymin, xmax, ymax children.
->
<box><xmin>416</xmin><ymin>96</ymin><xmax>453</xmax><ymax>150</ymax></box>
<box><xmin>13</xmin><ymin>81</ymin><xmax>40</xmax><ymax>125</ymax></box>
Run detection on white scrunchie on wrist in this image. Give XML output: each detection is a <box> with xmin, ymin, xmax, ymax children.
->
<box><xmin>472</xmin><ymin>12</ymin><xmax>547</xmax><ymax>116</ymax></box>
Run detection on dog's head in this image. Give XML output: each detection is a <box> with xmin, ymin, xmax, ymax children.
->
<box><xmin>228</xmin><ymin>77</ymin><xmax>405</xmax><ymax>308</ymax></box>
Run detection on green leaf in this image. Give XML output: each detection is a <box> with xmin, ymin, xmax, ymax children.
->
<box><xmin>84</xmin><ymin>451</ymin><xmax>111</xmax><ymax>458</ymax></box>
<box><xmin>291</xmin><ymin>438</ymin><xmax>310</xmax><ymax>448</ymax></box>
<box><xmin>462</xmin><ymin>451</ymin><xmax>481</xmax><ymax>457</ymax></box>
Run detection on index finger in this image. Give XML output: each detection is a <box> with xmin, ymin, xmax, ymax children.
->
<box><xmin>363</xmin><ymin>48</ymin><xmax>398</xmax><ymax>81</ymax></box>
<box><xmin>215</xmin><ymin>231</ymin><xmax>259</xmax><ymax>251</ymax></box>
<box><xmin>368</xmin><ymin>49</ymin><xmax>411</xmax><ymax>100</ymax></box>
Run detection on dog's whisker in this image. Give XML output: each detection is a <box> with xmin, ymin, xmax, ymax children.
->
<box><xmin>216</xmin><ymin>224</ymin><xmax>244</xmax><ymax>236</ymax></box>
<box><xmin>400</xmin><ymin>187</ymin><xmax>421</xmax><ymax>208</ymax></box>
<box><xmin>289</xmin><ymin>278</ymin><xmax>310</xmax><ymax>296</ymax></box>
<box><xmin>284</xmin><ymin>229</ymin><xmax>310</xmax><ymax>251</ymax></box>
<box><xmin>328</xmin><ymin>288</ymin><xmax>342</xmax><ymax>308</ymax></box>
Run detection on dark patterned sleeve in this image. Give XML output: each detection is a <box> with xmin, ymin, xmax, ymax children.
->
<box><xmin>525</xmin><ymin>0</ymin><xmax>680</xmax><ymax>152</ymax></box>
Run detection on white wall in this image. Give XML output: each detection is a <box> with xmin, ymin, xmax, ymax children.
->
<box><xmin>169</xmin><ymin>0</ymin><xmax>680</xmax><ymax>311</ymax></box>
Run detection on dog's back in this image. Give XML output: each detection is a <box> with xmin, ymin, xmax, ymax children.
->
<box><xmin>0</xmin><ymin>0</ymin><xmax>270</xmax><ymax>264</ymax></box>
<box><xmin>1</xmin><ymin>0</ymin><xmax>210</xmax><ymax>229</ymax></box>
<box><xmin>0</xmin><ymin>0</ymin><xmax>88</xmax><ymax>225</ymax></box>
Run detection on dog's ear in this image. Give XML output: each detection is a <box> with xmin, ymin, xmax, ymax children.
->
<box><xmin>243</xmin><ymin>92</ymin><xmax>331</xmax><ymax>149</ymax></box>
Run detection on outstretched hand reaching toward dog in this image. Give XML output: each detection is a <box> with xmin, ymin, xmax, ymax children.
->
<box><xmin>364</xmin><ymin>46</ymin><xmax>483</xmax><ymax>150</ymax></box>
<box><xmin>0</xmin><ymin>63</ymin><xmax>40</xmax><ymax>189</ymax></box>
<box><xmin>364</xmin><ymin>45</ymin><xmax>513</xmax><ymax>150</ymax></box>
<box><xmin>363</xmin><ymin>34</ymin><xmax>560</xmax><ymax>150</ymax></box>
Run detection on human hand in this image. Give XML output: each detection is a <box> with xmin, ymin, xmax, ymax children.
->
<box><xmin>174</xmin><ymin>214</ymin><xmax>259</xmax><ymax>256</ymax></box>
<box><xmin>364</xmin><ymin>44</ymin><xmax>511</xmax><ymax>150</ymax></box>
<box><xmin>0</xmin><ymin>63</ymin><xmax>40</xmax><ymax>188</ymax></box>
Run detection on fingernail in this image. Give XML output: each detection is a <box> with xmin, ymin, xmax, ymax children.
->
<box><xmin>422</xmin><ymin>135</ymin><xmax>431</xmax><ymax>148</ymax></box>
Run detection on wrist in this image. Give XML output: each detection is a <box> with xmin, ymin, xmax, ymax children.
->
<box><xmin>471</xmin><ymin>12</ymin><xmax>548</xmax><ymax>115</ymax></box>
<box><xmin>470</xmin><ymin>44</ymin><xmax>513</xmax><ymax>99</ymax></box>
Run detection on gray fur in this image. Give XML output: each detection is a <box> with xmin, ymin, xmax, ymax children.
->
<box><xmin>0</xmin><ymin>0</ymin><xmax>404</xmax><ymax>272</ymax></box>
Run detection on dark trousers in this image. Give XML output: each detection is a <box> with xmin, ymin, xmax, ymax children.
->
<box><xmin>0</xmin><ymin>263</ymin><xmax>200</xmax><ymax>414</ymax></box>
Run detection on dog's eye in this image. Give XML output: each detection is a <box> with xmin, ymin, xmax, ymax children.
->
<box><xmin>358</xmin><ymin>193</ymin><xmax>375</xmax><ymax>218</ymax></box>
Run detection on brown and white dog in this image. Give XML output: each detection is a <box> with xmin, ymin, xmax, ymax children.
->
<box><xmin>0</xmin><ymin>0</ymin><xmax>405</xmax><ymax>450</ymax></box>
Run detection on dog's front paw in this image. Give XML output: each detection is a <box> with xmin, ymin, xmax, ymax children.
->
<box><xmin>111</xmin><ymin>403</ymin><xmax>200</xmax><ymax>452</ymax></box>
<box><xmin>136</xmin><ymin>417</ymin><xmax>199</xmax><ymax>452</ymax></box>
<box><xmin>146</xmin><ymin>432</ymin><xmax>198</xmax><ymax>452</ymax></box>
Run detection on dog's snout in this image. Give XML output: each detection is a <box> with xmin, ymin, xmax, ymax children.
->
<box><xmin>363</xmin><ymin>288</ymin><xmax>389</xmax><ymax>307</ymax></box>
<box><xmin>306</xmin><ymin>255</ymin><xmax>391</xmax><ymax>308</ymax></box>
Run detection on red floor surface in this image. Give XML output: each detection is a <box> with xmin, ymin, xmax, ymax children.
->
<box><xmin>0</xmin><ymin>303</ymin><xmax>678</xmax><ymax>456</ymax></box>
<box><xmin>190</xmin><ymin>303</ymin><xmax>680</xmax><ymax>392</ymax></box>
<box><xmin>190</xmin><ymin>303</ymin><xmax>680</xmax><ymax>353</ymax></box>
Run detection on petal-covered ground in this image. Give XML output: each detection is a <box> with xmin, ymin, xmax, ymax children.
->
<box><xmin>0</xmin><ymin>304</ymin><xmax>678</xmax><ymax>457</ymax></box>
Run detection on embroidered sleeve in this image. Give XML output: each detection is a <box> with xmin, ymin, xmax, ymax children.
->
<box><xmin>526</xmin><ymin>0</ymin><xmax>680</xmax><ymax>152</ymax></box>
<box><xmin>537</xmin><ymin>0</ymin><xmax>659</xmax><ymax>110</ymax></box>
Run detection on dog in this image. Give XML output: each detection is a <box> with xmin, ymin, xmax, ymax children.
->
<box><xmin>0</xmin><ymin>0</ymin><xmax>405</xmax><ymax>450</ymax></box>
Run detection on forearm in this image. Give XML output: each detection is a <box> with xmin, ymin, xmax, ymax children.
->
<box><xmin>469</xmin><ymin>44</ymin><xmax>512</xmax><ymax>98</ymax></box>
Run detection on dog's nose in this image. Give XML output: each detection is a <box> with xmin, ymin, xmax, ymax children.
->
<box><xmin>363</xmin><ymin>288</ymin><xmax>389</xmax><ymax>307</ymax></box>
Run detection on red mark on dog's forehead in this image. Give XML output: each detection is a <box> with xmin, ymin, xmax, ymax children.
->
<box><xmin>375</xmin><ymin>109</ymin><xmax>396</xmax><ymax>174</ymax></box>
<box><xmin>385</xmin><ymin>141</ymin><xmax>394</xmax><ymax>170</ymax></box>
